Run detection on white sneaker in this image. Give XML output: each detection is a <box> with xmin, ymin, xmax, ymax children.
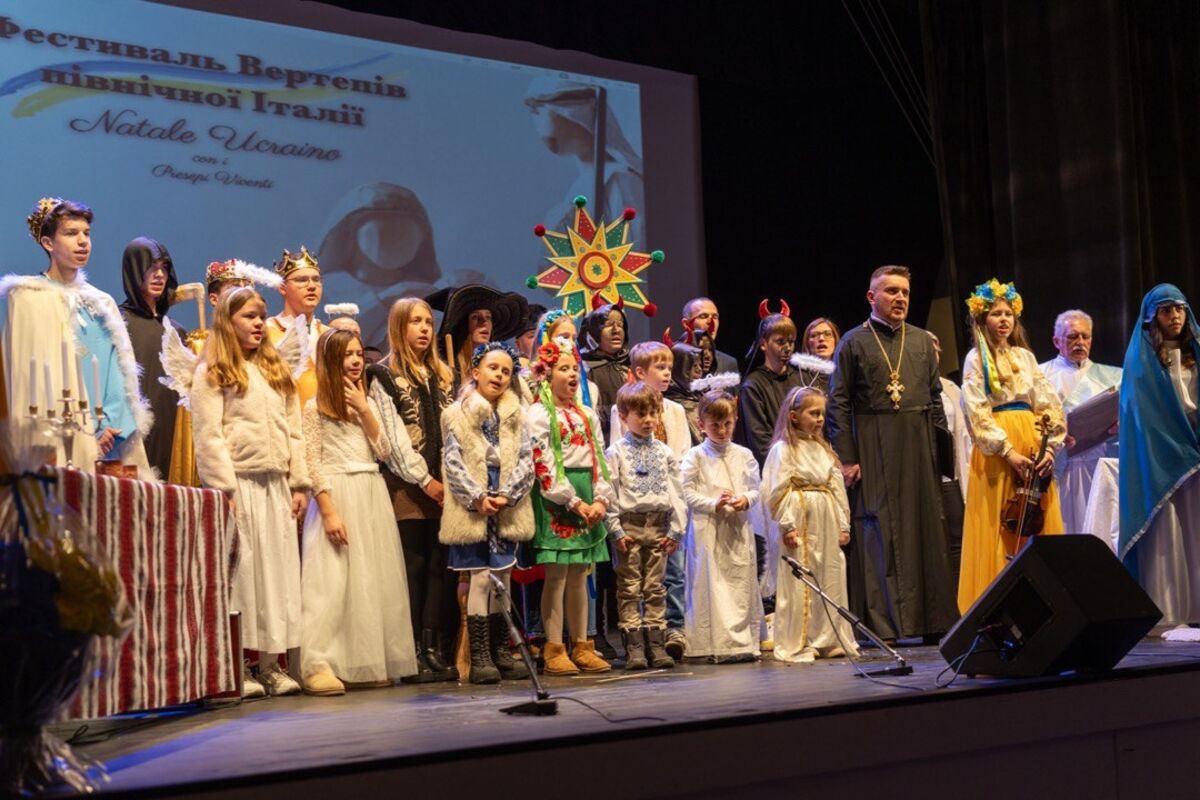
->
<box><xmin>241</xmin><ymin>661</ymin><xmax>266</xmax><ymax>699</ymax></box>
<box><xmin>259</xmin><ymin>661</ymin><xmax>302</xmax><ymax>696</ymax></box>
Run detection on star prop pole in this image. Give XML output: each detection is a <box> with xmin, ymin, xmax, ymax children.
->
<box><xmin>527</xmin><ymin>195</ymin><xmax>663</xmax><ymax>318</ymax></box>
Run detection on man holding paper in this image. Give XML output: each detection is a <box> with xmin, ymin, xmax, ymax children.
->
<box><xmin>0</xmin><ymin>198</ymin><xmax>151</xmax><ymax>475</ymax></box>
<box><xmin>1039</xmin><ymin>309</ymin><xmax>1122</xmax><ymax>532</ymax></box>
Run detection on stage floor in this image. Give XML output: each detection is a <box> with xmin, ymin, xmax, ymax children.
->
<box><xmin>64</xmin><ymin>638</ymin><xmax>1200</xmax><ymax>799</ymax></box>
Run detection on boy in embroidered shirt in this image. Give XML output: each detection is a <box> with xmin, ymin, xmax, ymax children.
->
<box><xmin>608</xmin><ymin>341</ymin><xmax>692</xmax><ymax>657</ymax></box>
<box><xmin>605</xmin><ymin>382</ymin><xmax>687</xmax><ymax>669</ymax></box>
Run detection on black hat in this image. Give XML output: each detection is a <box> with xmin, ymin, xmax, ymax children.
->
<box><xmin>518</xmin><ymin>303</ymin><xmax>548</xmax><ymax>339</ymax></box>
<box><xmin>426</xmin><ymin>284</ymin><xmax>530</xmax><ymax>345</ymax></box>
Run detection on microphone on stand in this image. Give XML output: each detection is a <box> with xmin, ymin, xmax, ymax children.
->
<box><xmin>780</xmin><ymin>551</ymin><xmax>913</xmax><ymax>677</ymax></box>
<box><xmin>487</xmin><ymin>572</ymin><xmax>558</xmax><ymax>716</ymax></box>
<box><xmin>782</xmin><ymin>554</ymin><xmax>814</xmax><ymax>578</ymax></box>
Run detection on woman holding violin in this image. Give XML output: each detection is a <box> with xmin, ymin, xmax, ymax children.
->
<box><xmin>958</xmin><ymin>279</ymin><xmax>1066</xmax><ymax>612</ymax></box>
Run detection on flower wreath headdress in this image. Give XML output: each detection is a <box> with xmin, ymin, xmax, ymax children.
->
<box><xmin>470</xmin><ymin>341</ymin><xmax>521</xmax><ymax>370</ymax></box>
<box><xmin>530</xmin><ymin>339</ymin><xmax>609</xmax><ymax>485</ymax></box>
<box><xmin>965</xmin><ymin>278</ymin><xmax>1024</xmax><ymax>397</ymax></box>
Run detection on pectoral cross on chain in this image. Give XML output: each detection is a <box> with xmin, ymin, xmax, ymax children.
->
<box><xmin>886</xmin><ymin>371</ymin><xmax>905</xmax><ymax>410</ymax></box>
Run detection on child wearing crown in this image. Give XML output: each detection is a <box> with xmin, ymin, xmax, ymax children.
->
<box><xmin>267</xmin><ymin>246</ymin><xmax>328</xmax><ymax>409</ymax></box>
<box><xmin>958</xmin><ymin>279</ymin><xmax>1065</xmax><ymax>612</ymax></box>
<box><xmin>1</xmin><ymin>198</ymin><xmax>152</xmax><ymax>475</ymax></box>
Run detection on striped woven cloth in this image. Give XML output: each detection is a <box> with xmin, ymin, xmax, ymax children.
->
<box><xmin>62</xmin><ymin>468</ymin><xmax>237</xmax><ymax>718</ymax></box>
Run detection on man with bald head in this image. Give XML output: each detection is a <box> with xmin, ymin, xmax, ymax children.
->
<box><xmin>1039</xmin><ymin>309</ymin><xmax>1122</xmax><ymax>532</ymax></box>
<box><xmin>682</xmin><ymin>297</ymin><xmax>738</xmax><ymax>374</ymax></box>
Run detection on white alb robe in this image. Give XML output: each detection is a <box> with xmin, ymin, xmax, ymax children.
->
<box><xmin>680</xmin><ymin>440</ymin><xmax>763</xmax><ymax>658</ymax></box>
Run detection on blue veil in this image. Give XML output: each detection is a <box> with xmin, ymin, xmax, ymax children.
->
<box><xmin>1117</xmin><ymin>283</ymin><xmax>1200</xmax><ymax>576</ymax></box>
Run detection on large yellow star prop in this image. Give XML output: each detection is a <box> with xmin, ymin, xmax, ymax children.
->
<box><xmin>529</xmin><ymin>196</ymin><xmax>664</xmax><ymax>317</ymax></box>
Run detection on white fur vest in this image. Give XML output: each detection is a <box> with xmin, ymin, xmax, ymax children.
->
<box><xmin>439</xmin><ymin>390</ymin><xmax>534</xmax><ymax>545</ymax></box>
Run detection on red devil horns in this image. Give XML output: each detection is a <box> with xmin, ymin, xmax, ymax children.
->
<box><xmin>681</xmin><ymin>318</ymin><xmax>696</xmax><ymax>344</ymax></box>
<box><xmin>758</xmin><ymin>298</ymin><xmax>791</xmax><ymax>319</ymax></box>
<box><xmin>592</xmin><ymin>295</ymin><xmax>627</xmax><ymax>312</ymax></box>
<box><xmin>662</xmin><ymin>327</ymin><xmax>675</xmax><ymax>347</ymax></box>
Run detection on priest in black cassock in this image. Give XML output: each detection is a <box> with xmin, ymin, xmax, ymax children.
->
<box><xmin>826</xmin><ymin>265</ymin><xmax>958</xmax><ymax>641</ymax></box>
<box><xmin>119</xmin><ymin>237</ymin><xmax>184</xmax><ymax>479</ymax></box>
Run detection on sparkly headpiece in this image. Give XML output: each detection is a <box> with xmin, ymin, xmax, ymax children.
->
<box><xmin>527</xmin><ymin>195</ymin><xmax>662</xmax><ymax>318</ymax></box>
<box><xmin>470</xmin><ymin>341</ymin><xmax>520</xmax><ymax>370</ymax></box>
<box><xmin>966</xmin><ymin>278</ymin><xmax>1023</xmax><ymax>318</ymax></box>
<box><xmin>205</xmin><ymin>259</ymin><xmax>283</xmax><ymax>289</ymax></box>
<box><xmin>324</xmin><ymin>303</ymin><xmax>360</xmax><ymax>319</ymax></box>
<box><xmin>273</xmin><ymin>246</ymin><xmax>320</xmax><ymax>277</ymax></box>
<box><xmin>26</xmin><ymin>196</ymin><xmax>64</xmax><ymax>240</ymax></box>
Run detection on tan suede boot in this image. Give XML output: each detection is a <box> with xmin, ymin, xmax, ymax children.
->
<box><xmin>302</xmin><ymin>667</ymin><xmax>345</xmax><ymax>697</ymax></box>
<box><xmin>542</xmin><ymin>641</ymin><xmax>580</xmax><ymax>676</ymax></box>
<box><xmin>570</xmin><ymin>639</ymin><xmax>611</xmax><ymax>673</ymax></box>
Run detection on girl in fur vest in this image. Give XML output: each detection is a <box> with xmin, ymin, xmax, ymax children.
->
<box><xmin>190</xmin><ymin>287</ymin><xmax>309</xmax><ymax>698</ymax></box>
<box><xmin>440</xmin><ymin>342</ymin><xmax>535</xmax><ymax>684</ymax></box>
<box><xmin>299</xmin><ymin>329</ymin><xmax>417</xmax><ymax>695</ymax></box>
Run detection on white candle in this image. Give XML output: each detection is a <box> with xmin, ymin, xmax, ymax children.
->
<box><xmin>60</xmin><ymin>340</ymin><xmax>70</xmax><ymax>392</ymax></box>
<box><xmin>91</xmin><ymin>355</ymin><xmax>101</xmax><ymax>409</ymax></box>
<box><xmin>76</xmin><ymin>354</ymin><xmax>87</xmax><ymax>405</ymax></box>
<box><xmin>28</xmin><ymin>357</ymin><xmax>37</xmax><ymax>409</ymax></box>
<box><xmin>43</xmin><ymin>363</ymin><xmax>54</xmax><ymax>412</ymax></box>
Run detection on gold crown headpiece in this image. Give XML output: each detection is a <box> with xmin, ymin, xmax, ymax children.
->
<box><xmin>26</xmin><ymin>197</ymin><xmax>64</xmax><ymax>240</ymax></box>
<box><xmin>273</xmin><ymin>245</ymin><xmax>320</xmax><ymax>277</ymax></box>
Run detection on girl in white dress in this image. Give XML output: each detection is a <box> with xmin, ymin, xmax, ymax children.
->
<box><xmin>191</xmin><ymin>287</ymin><xmax>309</xmax><ymax>698</ymax></box>
<box><xmin>300</xmin><ymin>329</ymin><xmax>418</xmax><ymax>695</ymax></box>
<box><xmin>762</xmin><ymin>387</ymin><xmax>859</xmax><ymax>663</ymax></box>
<box><xmin>681</xmin><ymin>390</ymin><xmax>764</xmax><ymax>662</ymax></box>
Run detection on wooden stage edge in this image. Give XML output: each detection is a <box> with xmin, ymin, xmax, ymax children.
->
<box><xmin>65</xmin><ymin>639</ymin><xmax>1200</xmax><ymax>800</ymax></box>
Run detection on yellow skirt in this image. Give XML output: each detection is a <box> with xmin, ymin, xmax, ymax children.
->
<box><xmin>957</xmin><ymin>407</ymin><xmax>1064</xmax><ymax>613</ymax></box>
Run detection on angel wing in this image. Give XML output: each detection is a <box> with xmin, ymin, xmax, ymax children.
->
<box><xmin>276</xmin><ymin>317</ymin><xmax>313</xmax><ymax>381</ymax></box>
<box><xmin>158</xmin><ymin>323</ymin><xmax>201</xmax><ymax>409</ymax></box>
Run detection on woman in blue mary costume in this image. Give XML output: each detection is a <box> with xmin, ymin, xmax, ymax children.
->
<box><xmin>1119</xmin><ymin>284</ymin><xmax>1200</xmax><ymax>630</ymax></box>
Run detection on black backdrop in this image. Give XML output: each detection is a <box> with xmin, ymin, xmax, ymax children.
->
<box><xmin>328</xmin><ymin>0</ymin><xmax>1198</xmax><ymax>368</ymax></box>
<box><xmin>923</xmin><ymin>0</ymin><xmax>1200</xmax><ymax>365</ymax></box>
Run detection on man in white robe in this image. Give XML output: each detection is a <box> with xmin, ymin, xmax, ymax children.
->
<box><xmin>1039</xmin><ymin>310</ymin><xmax>1122</xmax><ymax>533</ymax></box>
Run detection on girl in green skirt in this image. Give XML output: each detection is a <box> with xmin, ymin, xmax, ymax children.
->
<box><xmin>526</xmin><ymin>340</ymin><xmax>615</xmax><ymax>675</ymax></box>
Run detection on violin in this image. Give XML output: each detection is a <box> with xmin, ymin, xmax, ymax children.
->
<box><xmin>1000</xmin><ymin>413</ymin><xmax>1052</xmax><ymax>544</ymax></box>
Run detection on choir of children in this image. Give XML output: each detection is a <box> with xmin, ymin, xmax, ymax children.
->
<box><xmin>16</xmin><ymin>197</ymin><xmax>1195</xmax><ymax>707</ymax></box>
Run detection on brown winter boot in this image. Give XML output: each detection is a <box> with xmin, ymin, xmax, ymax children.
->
<box><xmin>541</xmin><ymin>641</ymin><xmax>579</xmax><ymax>676</ymax></box>
<box><xmin>570</xmin><ymin>639</ymin><xmax>611</xmax><ymax>673</ymax></box>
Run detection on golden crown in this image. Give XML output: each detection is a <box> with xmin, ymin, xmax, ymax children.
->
<box><xmin>26</xmin><ymin>197</ymin><xmax>64</xmax><ymax>240</ymax></box>
<box><xmin>273</xmin><ymin>245</ymin><xmax>320</xmax><ymax>277</ymax></box>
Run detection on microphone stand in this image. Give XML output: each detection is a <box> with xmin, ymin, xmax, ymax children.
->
<box><xmin>488</xmin><ymin>573</ymin><xmax>558</xmax><ymax>716</ymax></box>
<box><xmin>782</xmin><ymin>556</ymin><xmax>912</xmax><ymax>677</ymax></box>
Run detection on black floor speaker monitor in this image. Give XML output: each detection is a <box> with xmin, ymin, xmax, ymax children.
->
<box><xmin>940</xmin><ymin>535</ymin><xmax>1162</xmax><ymax>677</ymax></box>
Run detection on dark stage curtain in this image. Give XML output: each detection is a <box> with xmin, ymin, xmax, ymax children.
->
<box><xmin>921</xmin><ymin>0</ymin><xmax>1200</xmax><ymax>366</ymax></box>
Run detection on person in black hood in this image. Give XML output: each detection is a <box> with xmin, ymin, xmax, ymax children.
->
<box><xmin>665</xmin><ymin>341</ymin><xmax>705</xmax><ymax>446</ymax></box>
<box><xmin>119</xmin><ymin>236</ymin><xmax>184</xmax><ymax>479</ymax></box>
<box><xmin>578</xmin><ymin>300</ymin><xmax>630</xmax><ymax>441</ymax></box>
